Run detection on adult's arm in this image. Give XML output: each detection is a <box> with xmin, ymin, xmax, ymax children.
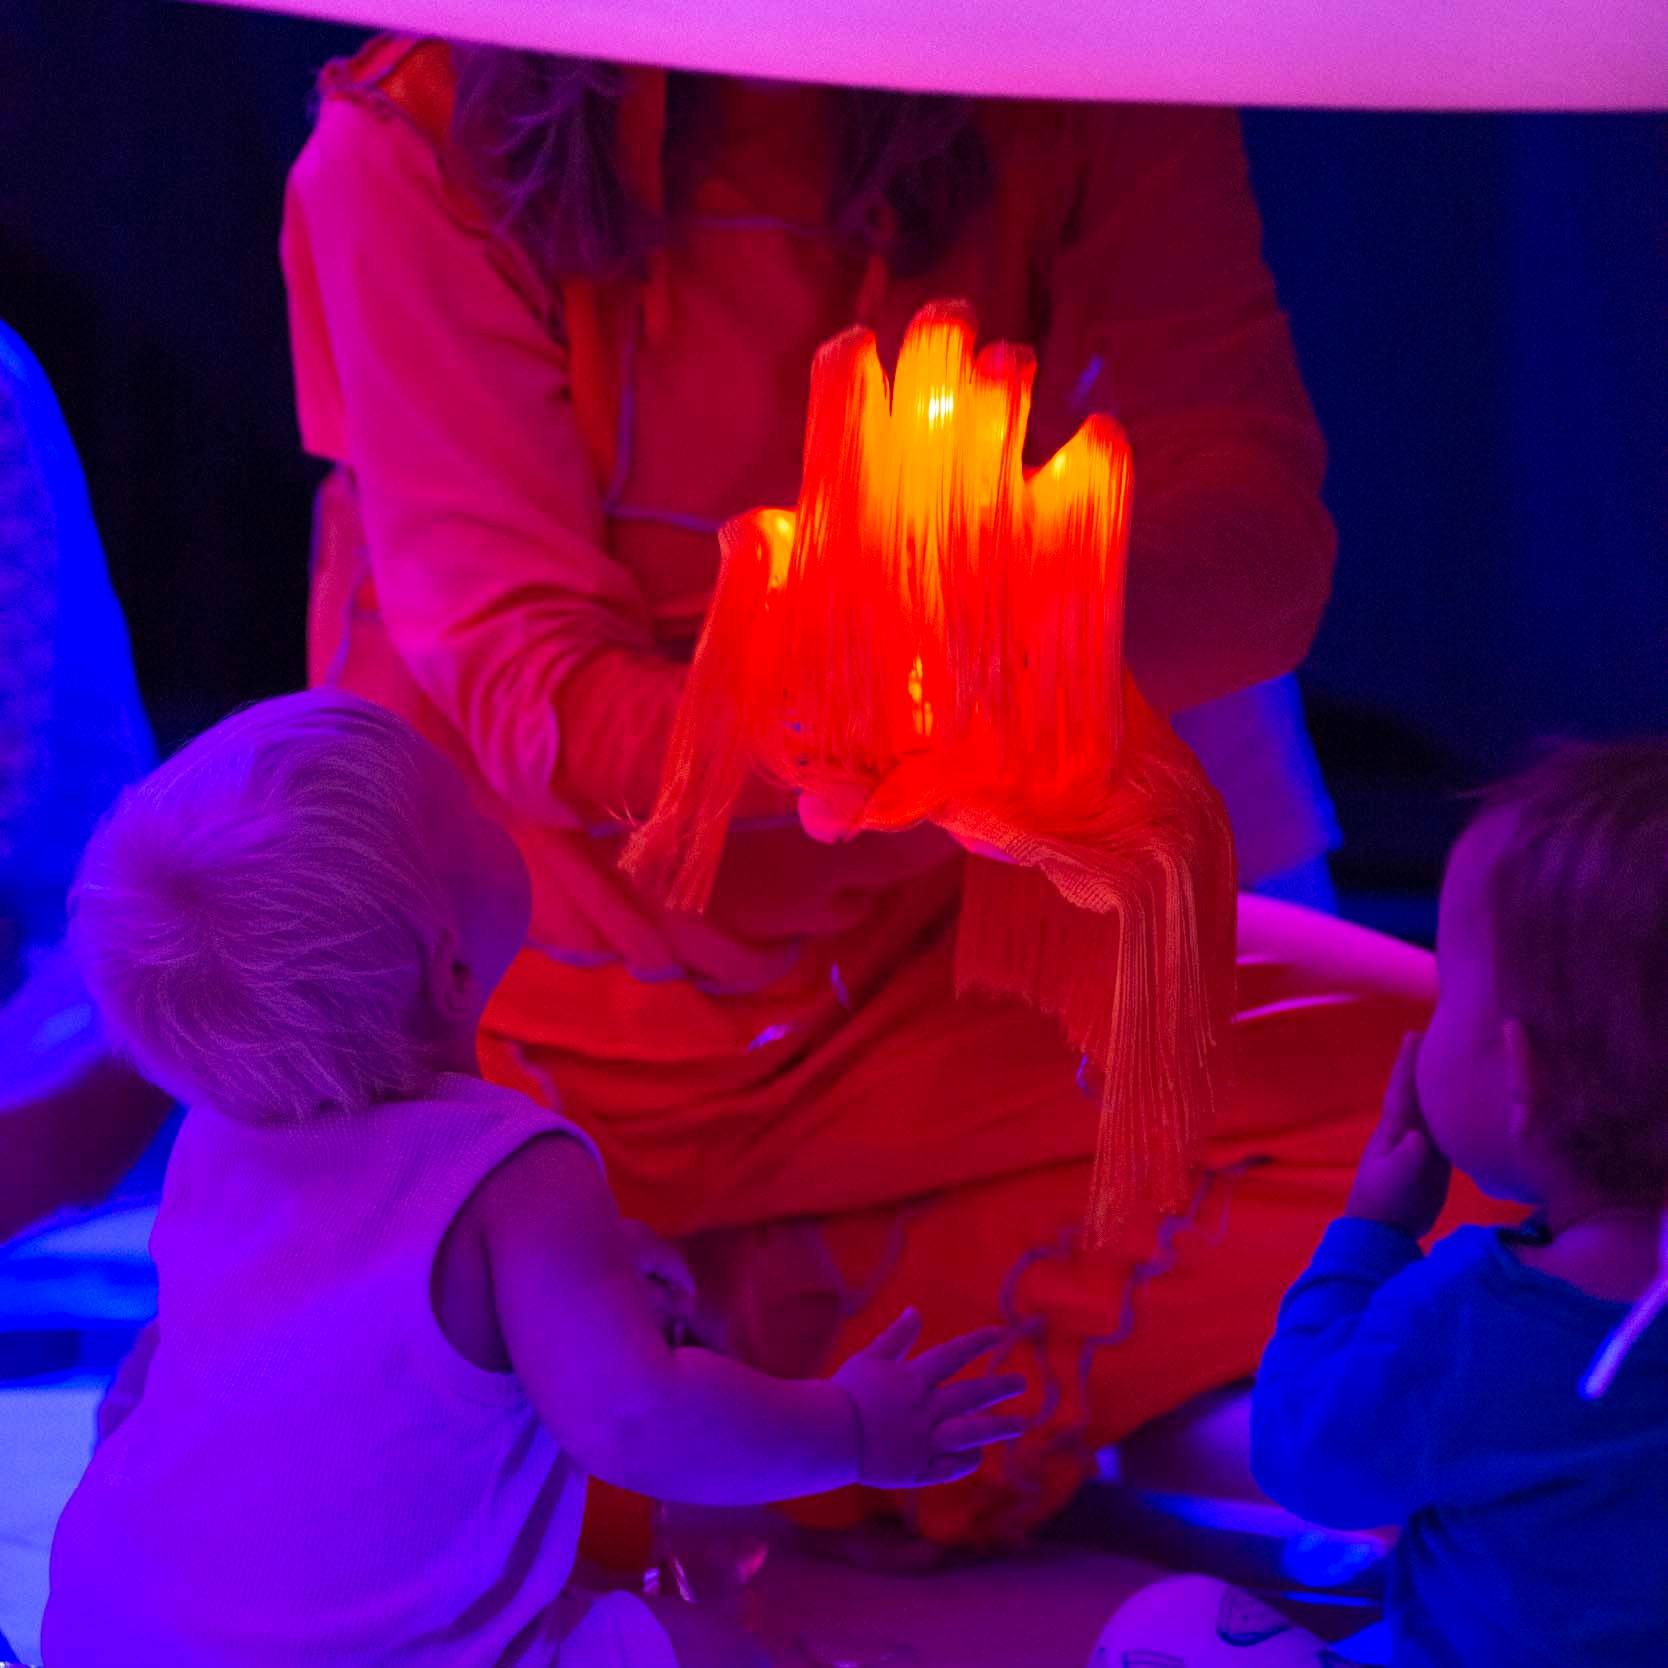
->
<box><xmin>1034</xmin><ymin>106</ymin><xmax>1336</xmax><ymax>713</ymax></box>
<box><xmin>284</xmin><ymin>100</ymin><xmax>760</xmax><ymax>829</ymax></box>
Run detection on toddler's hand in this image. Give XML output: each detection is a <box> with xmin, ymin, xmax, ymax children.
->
<box><xmin>832</xmin><ymin>1309</ymin><xmax>1025</xmax><ymax>1488</ymax></box>
<box><xmin>1346</xmin><ymin>1032</ymin><xmax>1451</xmax><ymax>1240</ymax></box>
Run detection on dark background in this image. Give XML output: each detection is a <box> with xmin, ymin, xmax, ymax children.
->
<box><xmin>4</xmin><ymin>2</ymin><xmax>1665</xmax><ymax>917</ymax></box>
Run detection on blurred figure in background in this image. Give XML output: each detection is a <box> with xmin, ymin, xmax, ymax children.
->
<box><xmin>0</xmin><ymin>322</ymin><xmax>172</xmax><ymax>1244</ymax></box>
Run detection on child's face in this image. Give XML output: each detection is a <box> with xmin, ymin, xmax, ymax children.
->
<box><xmin>1417</xmin><ymin>813</ymin><xmax>1539</xmax><ymax>1204</ymax></box>
<box><xmin>423</xmin><ymin>768</ymin><xmax>533</xmax><ymax>1009</ymax></box>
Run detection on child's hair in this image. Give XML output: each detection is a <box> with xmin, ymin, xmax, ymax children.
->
<box><xmin>69</xmin><ymin>690</ymin><xmax>453</xmax><ymax>1123</ymax></box>
<box><xmin>1476</xmin><ymin>738</ymin><xmax>1668</xmax><ymax>1199</ymax></box>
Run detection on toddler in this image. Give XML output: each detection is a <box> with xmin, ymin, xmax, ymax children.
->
<box><xmin>42</xmin><ymin>690</ymin><xmax>1021</xmax><ymax>1667</ymax></box>
<box><xmin>1094</xmin><ymin>739</ymin><xmax>1668</xmax><ymax>1666</ymax></box>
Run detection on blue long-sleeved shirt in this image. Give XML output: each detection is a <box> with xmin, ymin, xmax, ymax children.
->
<box><xmin>1253</xmin><ymin>1217</ymin><xmax>1668</xmax><ymax>1667</ymax></box>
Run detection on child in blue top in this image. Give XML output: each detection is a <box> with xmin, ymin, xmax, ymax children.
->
<box><xmin>1093</xmin><ymin>739</ymin><xmax>1668</xmax><ymax>1667</ymax></box>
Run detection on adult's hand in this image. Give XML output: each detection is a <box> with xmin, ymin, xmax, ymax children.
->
<box><xmin>797</xmin><ymin>777</ymin><xmax>1017</xmax><ymax>864</ymax></box>
<box><xmin>795</xmin><ymin>775</ymin><xmax>875</xmax><ymax>846</ymax></box>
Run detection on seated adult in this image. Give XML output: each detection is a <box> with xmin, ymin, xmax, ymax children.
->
<box><xmin>284</xmin><ymin>38</ymin><xmax>1480</xmax><ymax>1546</ymax></box>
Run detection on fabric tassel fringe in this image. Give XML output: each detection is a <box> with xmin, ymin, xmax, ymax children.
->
<box><xmin>623</xmin><ymin>301</ymin><xmax>1237</xmax><ymax>1235</ymax></box>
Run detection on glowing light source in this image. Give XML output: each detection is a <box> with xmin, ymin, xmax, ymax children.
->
<box><xmin>625</xmin><ymin>302</ymin><xmax>1237</xmax><ymax>1233</ymax></box>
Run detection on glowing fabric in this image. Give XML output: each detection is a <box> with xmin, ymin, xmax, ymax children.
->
<box><xmin>188</xmin><ymin>0</ymin><xmax>1668</xmax><ymax>110</ymax></box>
<box><xmin>624</xmin><ymin>303</ymin><xmax>1237</xmax><ymax>1234</ymax></box>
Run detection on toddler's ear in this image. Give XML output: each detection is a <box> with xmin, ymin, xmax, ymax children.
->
<box><xmin>1502</xmin><ymin>1017</ymin><xmax>1539</xmax><ymax>1140</ymax></box>
<box><xmin>421</xmin><ymin>924</ymin><xmax>475</xmax><ymax>1027</ymax></box>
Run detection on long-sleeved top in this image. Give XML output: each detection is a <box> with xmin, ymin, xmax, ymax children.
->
<box><xmin>1252</xmin><ymin>1217</ymin><xmax>1668</xmax><ymax>1667</ymax></box>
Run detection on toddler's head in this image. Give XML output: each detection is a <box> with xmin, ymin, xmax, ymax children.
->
<box><xmin>69</xmin><ymin>690</ymin><xmax>530</xmax><ymax>1122</ymax></box>
<box><xmin>1416</xmin><ymin>739</ymin><xmax>1668</xmax><ymax>1212</ymax></box>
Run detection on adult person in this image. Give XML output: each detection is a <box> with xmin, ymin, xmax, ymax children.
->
<box><xmin>283</xmin><ymin>36</ymin><xmax>1445</xmax><ymax>1546</ymax></box>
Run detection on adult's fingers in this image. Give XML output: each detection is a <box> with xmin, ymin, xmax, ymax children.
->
<box><xmin>796</xmin><ymin>774</ymin><xmax>875</xmax><ymax>845</ymax></box>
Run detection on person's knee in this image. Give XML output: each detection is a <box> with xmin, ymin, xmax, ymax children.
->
<box><xmin>1236</xmin><ymin>893</ymin><xmax>1436</xmax><ymax>1014</ymax></box>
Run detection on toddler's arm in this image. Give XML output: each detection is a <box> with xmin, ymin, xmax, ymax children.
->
<box><xmin>478</xmin><ymin>1134</ymin><xmax>1022</xmax><ymax>1506</ymax></box>
<box><xmin>1250</xmin><ymin>1217</ymin><xmax>1445</xmax><ymax>1529</ymax></box>
<box><xmin>1253</xmin><ymin>1029</ymin><xmax>1460</xmax><ymax>1527</ymax></box>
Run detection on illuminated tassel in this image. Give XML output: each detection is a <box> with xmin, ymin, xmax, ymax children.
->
<box><xmin>623</xmin><ymin>302</ymin><xmax>1237</xmax><ymax>1234</ymax></box>
<box><xmin>622</xmin><ymin>511</ymin><xmax>772</xmax><ymax>912</ymax></box>
<box><xmin>948</xmin><ymin>703</ymin><xmax>1236</xmax><ymax>1227</ymax></box>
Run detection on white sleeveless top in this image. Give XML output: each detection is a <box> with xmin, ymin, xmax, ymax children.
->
<box><xmin>44</xmin><ymin>1073</ymin><xmax>665</xmax><ymax>1667</ymax></box>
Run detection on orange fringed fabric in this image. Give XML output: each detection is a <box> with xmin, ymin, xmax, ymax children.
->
<box><xmin>623</xmin><ymin>302</ymin><xmax>1237</xmax><ymax>1234</ymax></box>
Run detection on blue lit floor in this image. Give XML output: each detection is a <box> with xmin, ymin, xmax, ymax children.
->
<box><xmin>0</xmin><ymin>1197</ymin><xmax>156</xmax><ymax>1664</ymax></box>
<box><xmin>2</xmin><ymin>1375</ymin><xmax>105</xmax><ymax>1663</ymax></box>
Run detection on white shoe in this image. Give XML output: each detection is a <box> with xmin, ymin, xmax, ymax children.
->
<box><xmin>1089</xmin><ymin>1575</ymin><xmax>1357</xmax><ymax>1667</ymax></box>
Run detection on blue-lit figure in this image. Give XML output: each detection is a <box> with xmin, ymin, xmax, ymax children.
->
<box><xmin>0</xmin><ymin>324</ymin><xmax>170</xmax><ymax>1241</ymax></box>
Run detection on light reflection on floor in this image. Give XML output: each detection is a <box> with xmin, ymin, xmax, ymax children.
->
<box><xmin>1</xmin><ymin>1199</ymin><xmax>157</xmax><ymax>1663</ymax></box>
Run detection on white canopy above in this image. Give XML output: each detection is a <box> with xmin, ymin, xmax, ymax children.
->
<box><xmin>191</xmin><ymin>0</ymin><xmax>1668</xmax><ymax>111</ymax></box>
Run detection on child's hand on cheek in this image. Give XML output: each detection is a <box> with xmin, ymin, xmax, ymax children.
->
<box><xmin>1347</xmin><ymin>1032</ymin><xmax>1452</xmax><ymax>1241</ymax></box>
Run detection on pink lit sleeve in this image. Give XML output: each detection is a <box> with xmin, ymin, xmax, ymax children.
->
<box><xmin>1036</xmin><ymin>105</ymin><xmax>1337</xmax><ymax>713</ymax></box>
<box><xmin>283</xmin><ymin>98</ymin><xmax>695</xmax><ymax>828</ymax></box>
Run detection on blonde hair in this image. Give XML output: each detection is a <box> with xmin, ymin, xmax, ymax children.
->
<box><xmin>69</xmin><ymin>690</ymin><xmax>453</xmax><ymax>1122</ymax></box>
